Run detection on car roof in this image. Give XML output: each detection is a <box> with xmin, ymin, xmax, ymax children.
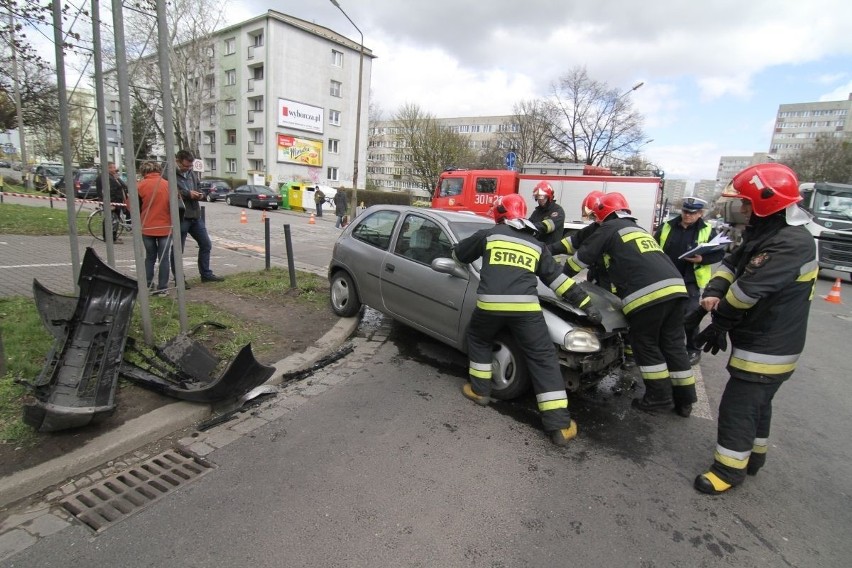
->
<box><xmin>366</xmin><ymin>204</ymin><xmax>494</xmax><ymax>224</ymax></box>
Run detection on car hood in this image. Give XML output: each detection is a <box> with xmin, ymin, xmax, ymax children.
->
<box><xmin>537</xmin><ymin>281</ymin><xmax>628</xmax><ymax>333</ymax></box>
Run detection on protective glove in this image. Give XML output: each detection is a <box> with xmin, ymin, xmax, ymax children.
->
<box><xmin>695</xmin><ymin>323</ymin><xmax>728</xmax><ymax>355</ymax></box>
<box><xmin>585</xmin><ymin>305</ymin><xmax>602</xmax><ymax>325</ymax></box>
<box><xmin>683</xmin><ymin>307</ymin><xmax>707</xmax><ymax>333</ymax></box>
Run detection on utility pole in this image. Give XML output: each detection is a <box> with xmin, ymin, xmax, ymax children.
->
<box><xmin>8</xmin><ymin>13</ymin><xmax>31</xmax><ymax>189</ymax></box>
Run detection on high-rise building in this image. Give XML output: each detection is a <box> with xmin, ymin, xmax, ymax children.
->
<box><xmin>105</xmin><ymin>10</ymin><xmax>373</xmax><ymax>187</ymax></box>
<box><xmin>769</xmin><ymin>93</ymin><xmax>852</xmax><ymax>160</ymax></box>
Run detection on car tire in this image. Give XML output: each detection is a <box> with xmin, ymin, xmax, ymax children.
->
<box><xmin>489</xmin><ymin>332</ymin><xmax>531</xmax><ymax>400</ymax></box>
<box><xmin>329</xmin><ymin>270</ymin><xmax>362</xmax><ymax>317</ymax></box>
<box><xmin>226</xmin><ymin>197</ymin><xmax>233</xmax><ymax>206</ymax></box>
<box><xmin>247</xmin><ymin>200</ymin><xmax>255</xmax><ymax>209</ymax></box>
<box><xmin>206</xmin><ymin>194</ymin><xmax>214</xmax><ymax>202</ymax></box>
<box><xmin>270</xmin><ymin>206</ymin><xmax>278</xmax><ymax>210</ymax></box>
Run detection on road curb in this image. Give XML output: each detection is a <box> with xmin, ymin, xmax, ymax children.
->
<box><xmin>0</xmin><ymin>315</ymin><xmax>360</xmax><ymax>510</ymax></box>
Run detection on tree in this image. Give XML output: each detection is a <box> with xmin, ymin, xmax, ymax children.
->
<box><xmin>130</xmin><ymin>100</ymin><xmax>157</xmax><ymax>163</ymax></box>
<box><xmin>392</xmin><ymin>102</ymin><xmax>475</xmax><ymax>196</ymax></box>
<box><xmin>784</xmin><ymin>136</ymin><xmax>852</xmax><ymax>184</ymax></box>
<box><xmin>546</xmin><ymin>66</ymin><xmax>647</xmax><ymax>166</ymax></box>
<box><xmin>497</xmin><ymin>99</ymin><xmax>556</xmax><ymax>169</ymax></box>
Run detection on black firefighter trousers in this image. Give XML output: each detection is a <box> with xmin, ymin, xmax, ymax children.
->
<box><xmin>709</xmin><ymin>376</ymin><xmax>783</xmax><ymax>486</ymax></box>
<box><xmin>467</xmin><ymin>308</ymin><xmax>571</xmax><ymax>432</ymax></box>
<box><xmin>627</xmin><ymin>298</ymin><xmax>697</xmax><ymax>406</ymax></box>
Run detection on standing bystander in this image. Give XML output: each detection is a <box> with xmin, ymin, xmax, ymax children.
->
<box><xmin>136</xmin><ymin>161</ymin><xmax>172</xmax><ymax>294</ymax></box>
<box><xmin>95</xmin><ymin>161</ymin><xmax>129</xmax><ymax>243</ymax></box>
<box><xmin>314</xmin><ymin>186</ymin><xmax>326</xmax><ymax>217</ymax></box>
<box><xmin>333</xmin><ymin>190</ymin><xmax>348</xmax><ymax>228</ymax></box>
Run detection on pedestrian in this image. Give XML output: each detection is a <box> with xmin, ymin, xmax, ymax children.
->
<box><xmin>136</xmin><ymin>161</ymin><xmax>172</xmax><ymax>294</ymax></box>
<box><xmin>563</xmin><ymin>192</ymin><xmax>697</xmax><ymax>417</ymax></box>
<box><xmin>334</xmin><ymin>190</ymin><xmax>348</xmax><ymax>228</ymax></box>
<box><xmin>314</xmin><ymin>186</ymin><xmax>325</xmax><ymax>217</ymax></box>
<box><xmin>453</xmin><ymin>193</ymin><xmax>601</xmax><ymax>446</ymax></box>
<box><xmin>693</xmin><ymin>163</ymin><xmax>816</xmax><ymax>495</ymax></box>
<box><xmin>166</xmin><ymin>150</ymin><xmax>224</xmax><ymax>283</ymax></box>
<box><xmin>528</xmin><ymin>181</ymin><xmax>566</xmax><ymax>246</ymax></box>
<box><xmin>654</xmin><ymin>196</ymin><xmax>725</xmax><ymax>366</ymax></box>
<box><xmin>95</xmin><ymin>161</ymin><xmax>129</xmax><ymax>243</ymax></box>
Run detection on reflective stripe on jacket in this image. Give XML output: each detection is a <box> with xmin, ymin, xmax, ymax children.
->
<box><xmin>659</xmin><ymin>221</ymin><xmax>713</xmax><ymax>287</ymax></box>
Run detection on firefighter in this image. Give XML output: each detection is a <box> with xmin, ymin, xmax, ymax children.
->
<box><xmin>453</xmin><ymin>193</ymin><xmax>601</xmax><ymax>446</ymax></box>
<box><xmin>654</xmin><ymin>196</ymin><xmax>725</xmax><ymax>366</ymax></box>
<box><xmin>562</xmin><ymin>192</ymin><xmax>697</xmax><ymax>417</ymax></box>
<box><xmin>529</xmin><ymin>181</ymin><xmax>566</xmax><ymax>246</ymax></box>
<box><xmin>693</xmin><ymin>163</ymin><xmax>816</xmax><ymax>495</ymax></box>
<box><xmin>550</xmin><ymin>191</ymin><xmax>608</xmax><ymax>287</ymax></box>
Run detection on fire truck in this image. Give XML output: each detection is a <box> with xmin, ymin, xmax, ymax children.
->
<box><xmin>431</xmin><ymin>163</ymin><xmax>663</xmax><ymax>233</ymax></box>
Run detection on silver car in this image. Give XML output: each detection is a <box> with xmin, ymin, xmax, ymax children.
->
<box><xmin>328</xmin><ymin>205</ymin><xmax>628</xmax><ymax>399</ymax></box>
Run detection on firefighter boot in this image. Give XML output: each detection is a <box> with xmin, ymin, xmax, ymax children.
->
<box><xmin>694</xmin><ymin>471</ymin><xmax>733</xmax><ymax>495</ymax></box>
<box><xmin>674</xmin><ymin>402</ymin><xmax>693</xmax><ymax>418</ymax></box>
<box><xmin>747</xmin><ymin>453</ymin><xmax>766</xmax><ymax>476</ymax></box>
<box><xmin>550</xmin><ymin>420</ymin><xmax>578</xmax><ymax>447</ymax></box>
<box><xmin>631</xmin><ymin>396</ymin><xmax>674</xmax><ymax>412</ymax></box>
<box><xmin>461</xmin><ymin>383</ymin><xmax>491</xmax><ymax>406</ymax></box>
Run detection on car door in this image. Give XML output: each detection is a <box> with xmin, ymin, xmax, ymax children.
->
<box><xmin>380</xmin><ymin>213</ymin><xmax>472</xmax><ymax>345</ymax></box>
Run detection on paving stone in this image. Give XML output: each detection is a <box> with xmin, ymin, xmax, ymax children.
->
<box><xmin>24</xmin><ymin>513</ymin><xmax>69</xmax><ymax>537</ymax></box>
<box><xmin>0</xmin><ymin>505</ymin><xmax>49</xmax><ymax>532</ymax></box>
<box><xmin>257</xmin><ymin>405</ymin><xmax>288</xmax><ymax>421</ymax></box>
<box><xmin>301</xmin><ymin>383</ymin><xmax>330</xmax><ymax>397</ymax></box>
<box><xmin>187</xmin><ymin>441</ymin><xmax>216</xmax><ymax>456</ymax></box>
<box><xmin>230</xmin><ymin>416</ymin><xmax>268</xmax><ymax>434</ymax></box>
<box><xmin>204</xmin><ymin>428</ymin><xmax>242</xmax><ymax>448</ymax></box>
<box><xmin>0</xmin><ymin>529</ymin><xmax>37</xmax><ymax>562</ymax></box>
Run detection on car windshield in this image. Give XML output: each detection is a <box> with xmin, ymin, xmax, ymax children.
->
<box><xmin>814</xmin><ymin>187</ymin><xmax>852</xmax><ymax>220</ymax></box>
<box><xmin>80</xmin><ymin>172</ymin><xmax>98</xmax><ymax>183</ymax></box>
<box><xmin>44</xmin><ymin>167</ymin><xmax>62</xmax><ymax>176</ymax></box>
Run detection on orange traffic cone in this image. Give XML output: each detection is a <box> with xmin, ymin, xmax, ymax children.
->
<box><xmin>240</xmin><ymin>210</ymin><xmax>247</xmax><ymax>224</ymax></box>
<box><xmin>261</xmin><ymin>210</ymin><xmax>267</xmax><ymax>222</ymax></box>
<box><xmin>309</xmin><ymin>213</ymin><xmax>316</xmax><ymax>225</ymax></box>
<box><xmin>822</xmin><ymin>278</ymin><xmax>843</xmax><ymax>304</ymax></box>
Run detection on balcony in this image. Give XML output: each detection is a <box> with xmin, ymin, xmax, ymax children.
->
<box><xmin>247</xmin><ymin>78</ymin><xmax>264</xmax><ymax>93</ymax></box>
<box><xmin>247</xmin><ymin>139</ymin><xmax>263</xmax><ymax>155</ymax></box>
<box><xmin>207</xmin><ymin>144</ymin><xmax>216</xmax><ymax>155</ymax></box>
<box><xmin>247</xmin><ymin>109</ymin><xmax>264</xmax><ymax>123</ymax></box>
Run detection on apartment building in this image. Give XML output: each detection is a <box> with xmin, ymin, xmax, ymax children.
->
<box><xmin>368</xmin><ymin>115</ymin><xmax>516</xmax><ymax>195</ymax></box>
<box><xmin>769</xmin><ymin>93</ymin><xmax>852</xmax><ymax>160</ymax></box>
<box><xmin>107</xmin><ymin>10</ymin><xmax>373</xmax><ymax>187</ymax></box>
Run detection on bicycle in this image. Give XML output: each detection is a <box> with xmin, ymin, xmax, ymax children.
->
<box><xmin>87</xmin><ymin>203</ymin><xmax>132</xmax><ymax>241</ymax></box>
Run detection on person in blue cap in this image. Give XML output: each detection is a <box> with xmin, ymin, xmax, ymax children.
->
<box><xmin>654</xmin><ymin>196</ymin><xmax>724</xmax><ymax>365</ymax></box>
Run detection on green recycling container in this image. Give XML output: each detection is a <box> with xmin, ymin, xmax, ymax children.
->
<box><xmin>278</xmin><ymin>183</ymin><xmax>290</xmax><ymax>209</ymax></box>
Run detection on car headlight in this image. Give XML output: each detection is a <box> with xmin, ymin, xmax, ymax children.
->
<box><xmin>563</xmin><ymin>329</ymin><xmax>601</xmax><ymax>353</ymax></box>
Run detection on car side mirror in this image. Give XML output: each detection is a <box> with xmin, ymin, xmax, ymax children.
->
<box><xmin>431</xmin><ymin>257</ymin><xmax>468</xmax><ymax>279</ymax></box>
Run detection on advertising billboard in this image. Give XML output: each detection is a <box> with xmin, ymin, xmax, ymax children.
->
<box><xmin>277</xmin><ymin>99</ymin><xmax>324</xmax><ymax>134</ymax></box>
<box><xmin>277</xmin><ymin>134</ymin><xmax>323</xmax><ymax>167</ymax></box>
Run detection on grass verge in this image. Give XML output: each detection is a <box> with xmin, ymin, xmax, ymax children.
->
<box><xmin>0</xmin><ymin>201</ymin><xmax>91</xmax><ymax>236</ymax></box>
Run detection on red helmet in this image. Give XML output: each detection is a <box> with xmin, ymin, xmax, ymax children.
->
<box><xmin>582</xmin><ymin>191</ymin><xmax>604</xmax><ymax>218</ymax></box>
<box><xmin>491</xmin><ymin>193</ymin><xmax>527</xmax><ymax>223</ymax></box>
<box><xmin>592</xmin><ymin>192</ymin><xmax>631</xmax><ymax>223</ymax></box>
<box><xmin>532</xmin><ymin>181</ymin><xmax>554</xmax><ymax>202</ymax></box>
<box><xmin>730</xmin><ymin>163</ymin><xmax>801</xmax><ymax>217</ymax></box>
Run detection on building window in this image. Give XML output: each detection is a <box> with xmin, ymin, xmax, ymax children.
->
<box><xmin>226</xmin><ymin>158</ymin><xmax>237</xmax><ymax>173</ymax></box>
<box><xmin>330</xmin><ymin>80</ymin><xmax>342</xmax><ymax>97</ymax></box>
<box><xmin>225</xmin><ymin>69</ymin><xmax>236</xmax><ymax>85</ymax></box>
<box><xmin>253</xmin><ymin>33</ymin><xmax>264</xmax><ymax>46</ymax></box>
<box><xmin>332</xmin><ymin>49</ymin><xmax>343</xmax><ymax>67</ymax></box>
<box><xmin>328</xmin><ymin>139</ymin><xmax>339</xmax><ymax>153</ymax></box>
<box><xmin>226</xmin><ymin>100</ymin><xmax>236</xmax><ymax>115</ymax></box>
<box><xmin>224</xmin><ymin>37</ymin><xmax>235</xmax><ymax>55</ymax></box>
<box><xmin>206</xmin><ymin>158</ymin><xmax>216</xmax><ymax>172</ymax></box>
<box><xmin>252</xmin><ymin>66</ymin><xmax>264</xmax><ymax>80</ymax></box>
<box><xmin>329</xmin><ymin>110</ymin><xmax>341</xmax><ymax>126</ymax></box>
<box><xmin>327</xmin><ymin>167</ymin><xmax>339</xmax><ymax>181</ymax></box>
<box><xmin>226</xmin><ymin>129</ymin><xmax>236</xmax><ymax>144</ymax></box>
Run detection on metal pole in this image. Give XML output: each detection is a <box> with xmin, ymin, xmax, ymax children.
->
<box><xmin>264</xmin><ymin>217</ymin><xmax>271</xmax><ymax>270</ymax></box>
<box><xmin>91</xmin><ymin>0</ymin><xmax>115</xmax><ymax>267</ymax></box>
<box><xmin>51</xmin><ymin>0</ymin><xmax>82</xmax><ymax>288</ymax></box>
<box><xmin>284</xmin><ymin>224</ymin><xmax>297</xmax><ymax>288</ymax></box>
<box><xmin>112</xmin><ymin>0</ymin><xmax>153</xmax><ymax>343</ymax></box>
<box><xmin>155</xmin><ymin>0</ymin><xmax>188</xmax><ymax>333</ymax></box>
<box><xmin>8</xmin><ymin>14</ymin><xmax>30</xmax><ymax>190</ymax></box>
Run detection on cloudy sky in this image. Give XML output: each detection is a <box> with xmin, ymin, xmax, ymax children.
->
<box><xmin>229</xmin><ymin>0</ymin><xmax>852</xmax><ymax>181</ymax></box>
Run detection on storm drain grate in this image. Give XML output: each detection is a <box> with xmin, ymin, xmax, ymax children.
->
<box><xmin>60</xmin><ymin>448</ymin><xmax>215</xmax><ymax>532</ymax></box>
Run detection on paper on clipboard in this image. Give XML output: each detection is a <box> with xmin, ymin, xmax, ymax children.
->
<box><xmin>678</xmin><ymin>234</ymin><xmax>732</xmax><ymax>259</ymax></box>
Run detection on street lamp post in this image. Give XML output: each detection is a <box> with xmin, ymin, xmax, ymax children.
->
<box><xmin>330</xmin><ymin>0</ymin><xmax>364</xmax><ymax>217</ymax></box>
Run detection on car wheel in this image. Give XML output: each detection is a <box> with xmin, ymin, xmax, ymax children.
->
<box><xmin>489</xmin><ymin>332</ymin><xmax>531</xmax><ymax>400</ymax></box>
<box><xmin>206</xmin><ymin>194</ymin><xmax>214</xmax><ymax>202</ymax></box>
<box><xmin>226</xmin><ymin>197</ymin><xmax>233</xmax><ymax>205</ymax></box>
<box><xmin>270</xmin><ymin>206</ymin><xmax>278</xmax><ymax>210</ymax></box>
<box><xmin>329</xmin><ymin>270</ymin><xmax>362</xmax><ymax>317</ymax></box>
<box><xmin>247</xmin><ymin>200</ymin><xmax>255</xmax><ymax>209</ymax></box>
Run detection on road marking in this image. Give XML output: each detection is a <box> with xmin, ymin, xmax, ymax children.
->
<box><xmin>692</xmin><ymin>364</ymin><xmax>714</xmax><ymax>420</ymax></box>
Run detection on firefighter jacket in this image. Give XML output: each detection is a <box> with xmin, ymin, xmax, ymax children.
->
<box><xmin>453</xmin><ymin>220</ymin><xmax>591</xmax><ymax>314</ymax></box>
<box><xmin>550</xmin><ymin>223</ymin><xmax>612</xmax><ymax>291</ymax></box>
<box><xmin>655</xmin><ymin>216</ymin><xmax>723</xmax><ymax>288</ymax></box>
<box><xmin>702</xmin><ymin>213</ymin><xmax>817</xmax><ymax>383</ymax></box>
<box><xmin>563</xmin><ymin>216</ymin><xmax>687</xmax><ymax>315</ymax></box>
<box><xmin>529</xmin><ymin>200</ymin><xmax>566</xmax><ymax>246</ymax></box>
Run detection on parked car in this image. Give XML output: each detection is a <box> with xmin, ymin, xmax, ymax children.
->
<box><xmin>33</xmin><ymin>163</ymin><xmax>65</xmax><ymax>192</ymax></box>
<box><xmin>0</xmin><ymin>160</ymin><xmax>11</xmax><ymax>168</ymax></box>
<box><xmin>199</xmin><ymin>179</ymin><xmax>231</xmax><ymax>202</ymax></box>
<box><xmin>225</xmin><ymin>185</ymin><xmax>281</xmax><ymax>209</ymax></box>
<box><xmin>54</xmin><ymin>169</ymin><xmax>101</xmax><ymax>200</ymax></box>
<box><xmin>327</xmin><ymin>205</ymin><xmax>628</xmax><ymax>399</ymax></box>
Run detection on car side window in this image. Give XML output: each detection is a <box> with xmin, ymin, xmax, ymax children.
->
<box><xmin>395</xmin><ymin>215</ymin><xmax>452</xmax><ymax>265</ymax></box>
<box><xmin>351</xmin><ymin>210</ymin><xmax>400</xmax><ymax>250</ymax></box>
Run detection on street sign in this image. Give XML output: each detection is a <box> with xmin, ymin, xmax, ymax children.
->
<box><xmin>193</xmin><ymin>159</ymin><xmax>204</xmax><ymax>173</ymax></box>
<box><xmin>505</xmin><ymin>151</ymin><xmax>517</xmax><ymax>170</ymax></box>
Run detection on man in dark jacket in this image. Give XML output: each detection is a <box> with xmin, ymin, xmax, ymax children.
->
<box><xmin>95</xmin><ymin>161</ymin><xmax>128</xmax><ymax>242</ymax></box>
<box><xmin>453</xmin><ymin>193</ymin><xmax>600</xmax><ymax>446</ymax></box>
<box><xmin>654</xmin><ymin>196</ymin><xmax>725</xmax><ymax>365</ymax></box>
<box><xmin>693</xmin><ymin>163</ymin><xmax>816</xmax><ymax>495</ymax></box>
<box><xmin>562</xmin><ymin>192</ymin><xmax>697</xmax><ymax>417</ymax></box>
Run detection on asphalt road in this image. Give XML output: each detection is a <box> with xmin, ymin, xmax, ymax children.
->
<box><xmin>3</xmin><ymin>280</ymin><xmax>851</xmax><ymax>566</ymax></box>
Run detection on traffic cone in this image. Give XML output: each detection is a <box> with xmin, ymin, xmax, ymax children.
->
<box><xmin>240</xmin><ymin>210</ymin><xmax>247</xmax><ymax>224</ymax></box>
<box><xmin>309</xmin><ymin>213</ymin><xmax>316</xmax><ymax>225</ymax></box>
<box><xmin>822</xmin><ymin>278</ymin><xmax>843</xmax><ymax>304</ymax></box>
